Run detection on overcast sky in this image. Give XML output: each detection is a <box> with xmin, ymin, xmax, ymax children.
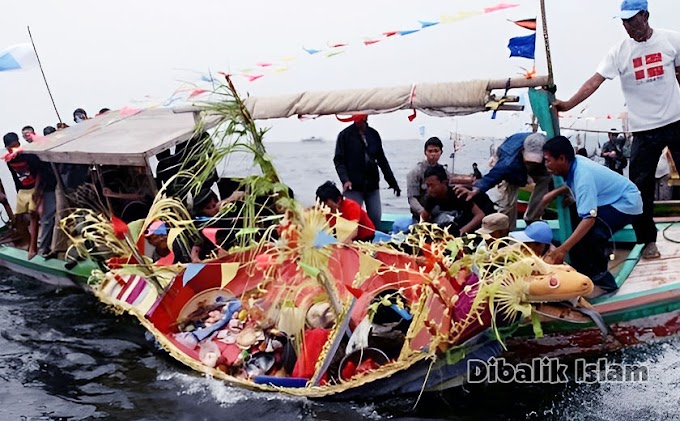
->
<box><xmin>0</xmin><ymin>0</ymin><xmax>678</xmax><ymax>143</ymax></box>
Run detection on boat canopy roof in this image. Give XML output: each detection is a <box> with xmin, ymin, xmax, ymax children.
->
<box><xmin>242</xmin><ymin>76</ymin><xmax>549</xmax><ymax>120</ymax></box>
<box><xmin>23</xmin><ymin>108</ymin><xmax>219</xmax><ymax>166</ymax></box>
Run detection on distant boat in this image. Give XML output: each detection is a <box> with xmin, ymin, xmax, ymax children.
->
<box><xmin>301</xmin><ymin>136</ymin><xmax>323</xmax><ymax>142</ymax></box>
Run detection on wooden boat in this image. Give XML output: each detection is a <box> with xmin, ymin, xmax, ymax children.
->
<box><xmin>2</xmin><ymin>70</ymin><xmax>678</xmax><ymax>399</ymax></box>
<box><xmin>5</xmin><ymin>74</ymin><xmax>602</xmax><ymax>398</ymax></box>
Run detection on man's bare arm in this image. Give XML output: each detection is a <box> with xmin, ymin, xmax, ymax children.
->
<box><xmin>553</xmin><ymin>73</ymin><xmax>606</xmax><ymax>112</ymax></box>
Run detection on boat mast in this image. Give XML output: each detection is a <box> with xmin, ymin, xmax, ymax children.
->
<box><xmin>539</xmin><ymin>0</ymin><xmax>555</xmax><ymax>87</ymax></box>
<box><xmin>27</xmin><ymin>26</ymin><xmax>63</xmax><ymax>124</ymax></box>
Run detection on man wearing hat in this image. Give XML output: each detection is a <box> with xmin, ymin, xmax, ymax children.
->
<box><xmin>554</xmin><ymin>0</ymin><xmax>680</xmax><ymax>260</ymax></box>
<box><xmin>510</xmin><ymin>221</ymin><xmax>555</xmax><ymax>258</ymax></box>
<box><xmin>455</xmin><ymin>132</ymin><xmax>552</xmax><ymax>230</ymax></box>
<box><xmin>476</xmin><ymin>213</ymin><xmax>510</xmax><ymax>240</ymax></box>
<box><xmin>601</xmin><ymin>129</ymin><xmax>627</xmax><ymax>174</ymax></box>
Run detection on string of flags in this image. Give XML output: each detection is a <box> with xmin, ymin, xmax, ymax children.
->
<box><xmin>201</xmin><ymin>3</ymin><xmax>520</xmax><ymax>85</ymax></box>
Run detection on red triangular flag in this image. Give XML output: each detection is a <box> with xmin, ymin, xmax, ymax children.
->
<box><xmin>202</xmin><ymin>228</ymin><xmax>219</xmax><ymax>246</ymax></box>
<box><xmin>156</xmin><ymin>252</ymin><xmax>175</xmax><ymax>266</ymax></box>
<box><xmin>111</xmin><ymin>216</ymin><xmax>128</xmax><ymax>239</ymax></box>
<box><xmin>345</xmin><ymin>285</ymin><xmax>364</xmax><ymax>299</ymax></box>
<box><xmin>510</xmin><ymin>18</ymin><xmax>537</xmax><ymax>31</ymax></box>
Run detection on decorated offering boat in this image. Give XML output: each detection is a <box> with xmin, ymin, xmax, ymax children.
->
<box><xmin>5</xmin><ymin>74</ymin><xmax>680</xmax><ymax>397</ymax></box>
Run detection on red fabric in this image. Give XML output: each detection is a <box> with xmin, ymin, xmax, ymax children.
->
<box><xmin>291</xmin><ymin>328</ymin><xmax>330</xmax><ymax>379</ymax></box>
<box><xmin>111</xmin><ymin>216</ymin><xmax>129</xmax><ymax>239</ymax></box>
<box><xmin>337</xmin><ymin>199</ymin><xmax>375</xmax><ymax>241</ymax></box>
<box><xmin>512</xmin><ymin>18</ymin><xmax>537</xmax><ymax>30</ymax></box>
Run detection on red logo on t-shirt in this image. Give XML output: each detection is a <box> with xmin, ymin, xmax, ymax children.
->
<box><xmin>632</xmin><ymin>52</ymin><xmax>664</xmax><ymax>80</ymax></box>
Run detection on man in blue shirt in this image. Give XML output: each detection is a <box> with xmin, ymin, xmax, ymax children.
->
<box><xmin>541</xmin><ymin>136</ymin><xmax>643</xmax><ymax>293</ymax></box>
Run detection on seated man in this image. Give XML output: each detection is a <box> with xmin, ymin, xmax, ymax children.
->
<box><xmin>190</xmin><ymin>189</ymin><xmax>245</xmax><ymax>262</ymax></box>
<box><xmin>3</xmin><ymin>132</ymin><xmax>41</xmax><ymax>259</ymax></box>
<box><xmin>316</xmin><ymin>181</ymin><xmax>375</xmax><ymax>242</ymax></box>
<box><xmin>145</xmin><ymin>220</ymin><xmax>190</xmax><ymax>264</ymax></box>
<box><xmin>467</xmin><ymin>212</ymin><xmax>511</xmax><ymax>253</ymax></box>
<box><xmin>393</xmin><ymin>137</ymin><xmax>448</xmax><ymax>233</ymax></box>
<box><xmin>421</xmin><ymin>165</ymin><xmax>486</xmax><ymax>236</ymax></box>
<box><xmin>405</xmin><ymin>137</ymin><xmax>447</xmax><ymax>217</ymax></box>
<box><xmin>541</xmin><ymin>136</ymin><xmax>642</xmax><ymax>294</ymax></box>
<box><xmin>455</xmin><ymin>133</ymin><xmax>551</xmax><ymax>230</ymax></box>
<box><xmin>510</xmin><ymin>221</ymin><xmax>555</xmax><ymax>258</ymax></box>
<box><xmin>476</xmin><ymin>213</ymin><xmax>510</xmax><ymax>240</ymax></box>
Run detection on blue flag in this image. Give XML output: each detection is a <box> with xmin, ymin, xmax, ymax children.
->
<box><xmin>508</xmin><ymin>34</ymin><xmax>536</xmax><ymax>59</ymax></box>
<box><xmin>313</xmin><ymin>230</ymin><xmax>337</xmax><ymax>248</ymax></box>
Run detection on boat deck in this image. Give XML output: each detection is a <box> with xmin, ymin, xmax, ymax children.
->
<box><xmin>591</xmin><ymin>222</ymin><xmax>680</xmax><ymax>311</ymax></box>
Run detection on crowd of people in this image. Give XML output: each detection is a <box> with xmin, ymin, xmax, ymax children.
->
<box><xmin>1</xmin><ymin>107</ymin><xmax>110</xmax><ymax>259</ymax></box>
<box><xmin>321</xmin><ymin>0</ymin><xmax>679</xmax><ymax>298</ymax></box>
<box><xmin>0</xmin><ymin>1</ymin><xmax>675</xmax><ymax>300</ymax></box>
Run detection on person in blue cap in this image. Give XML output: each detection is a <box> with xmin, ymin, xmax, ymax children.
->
<box><xmin>553</xmin><ymin>0</ymin><xmax>680</xmax><ymax>260</ymax></box>
<box><xmin>510</xmin><ymin>221</ymin><xmax>555</xmax><ymax>258</ymax></box>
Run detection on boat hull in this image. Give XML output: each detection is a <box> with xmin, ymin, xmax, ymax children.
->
<box><xmin>0</xmin><ymin>246</ymin><xmax>96</xmax><ymax>288</ymax></box>
<box><xmin>504</xmin><ymin>294</ymin><xmax>680</xmax><ymax>361</ymax></box>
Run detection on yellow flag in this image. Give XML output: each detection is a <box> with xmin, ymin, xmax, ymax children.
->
<box><xmin>167</xmin><ymin>227</ymin><xmax>184</xmax><ymax>249</ymax></box>
<box><xmin>334</xmin><ymin>216</ymin><xmax>358</xmax><ymax>243</ymax></box>
<box><xmin>220</xmin><ymin>262</ymin><xmax>240</xmax><ymax>289</ymax></box>
<box><xmin>127</xmin><ymin>219</ymin><xmax>145</xmax><ymax>241</ymax></box>
<box><xmin>359</xmin><ymin>253</ymin><xmax>382</xmax><ymax>280</ymax></box>
<box><xmin>440</xmin><ymin>10</ymin><xmax>483</xmax><ymax>23</ymax></box>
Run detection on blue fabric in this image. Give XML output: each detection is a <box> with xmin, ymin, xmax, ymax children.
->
<box><xmin>508</xmin><ymin>34</ymin><xmax>536</xmax><ymax>59</ymax></box>
<box><xmin>566</xmin><ymin>156</ymin><xmax>643</xmax><ymax>219</ymax></box>
<box><xmin>313</xmin><ymin>230</ymin><xmax>337</xmax><ymax>248</ymax></box>
<box><xmin>193</xmin><ymin>299</ymin><xmax>242</xmax><ymax>342</ymax></box>
<box><xmin>182</xmin><ymin>263</ymin><xmax>206</xmax><ymax>286</ymax></box>
<box><xmin>0</xmin><ymin>52</ymin><xmax>21</xmax><ymax>71</ymax></box>
<box><xmin>391</xmin><ymin>216</ymin><xmax>415</xmax><ymax>233</ymax></box>
<box><xmin>474</xmin><ymin>133</ymin><xmax>531</xmax><ymax>193</ymax></box>
<box><xmin>372</xmin><ymin>231</ymin><xmax>393</xmax><ymax>243</ymax></box>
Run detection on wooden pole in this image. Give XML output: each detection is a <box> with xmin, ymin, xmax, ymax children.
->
<box><xmin>539</xmin><ymin>0</ymin><xmax>555</xmax><ymax>87</ymax></box>
<box><xmin>27</xmin><ymin>26</ymin><xmax>63</xmax><ymax>124</ymax></box>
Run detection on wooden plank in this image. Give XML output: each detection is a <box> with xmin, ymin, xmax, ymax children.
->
<box><xmin>22</xmin><ymin>108</ymin><xmax>220</xmax><ymax>165</ymax></box>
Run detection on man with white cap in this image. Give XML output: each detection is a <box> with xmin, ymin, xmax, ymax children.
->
<box><xmin>554</xmin><ymin>0</ymin><xmax>680</xmax><ymax>260</ymax></box>
<box><xmin>455</xmin><ymin>132</ymin><xmax>551</xmax><ymax>230</ymax></box>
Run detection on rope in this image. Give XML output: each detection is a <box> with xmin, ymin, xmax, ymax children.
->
<box><xmin>662</xmin><ymin>220</ymin><xmax>680</xmax><ymax>243</ymax></box>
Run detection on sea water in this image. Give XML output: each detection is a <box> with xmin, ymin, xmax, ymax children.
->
<box><xmin>2</xmin><ymin>139</ymin><xmax>680</xmax><ymax>420</ymax></box>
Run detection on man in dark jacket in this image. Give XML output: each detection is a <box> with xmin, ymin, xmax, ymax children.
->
<box><xmin>601</xmin><ymin>130</ymin><xmax>627</xmax><ymax>174</ymax></box>
<box><xmin>454</xmin><ymin>132</ymin><xmax>551</xmax><ymax>230</ymax></box>
<box><xmin>333</xmin><ymin>115</ymin><xmax>400</xmax><ymax>228</ymax></box>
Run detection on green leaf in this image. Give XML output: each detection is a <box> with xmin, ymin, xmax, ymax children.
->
<box><xmin>298</xmin><ymin>262</ymin><xmax>320</xmax><ymax>278</ymax></box>
<box><xmin>531</xmin><ymin>310</ymin><xmax>544</xmax><ymax>338</ymax></box>
<box><xmin>235</xmin><ymin>227</ymin><xmax>260</xmax><ymax>237</ymax></box>
<box><xmin>445</xmin><ymin>347</ymin><xmax>467</xmax><ymax>365</ymax></box>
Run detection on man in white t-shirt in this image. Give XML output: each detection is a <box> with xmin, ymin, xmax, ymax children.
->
<box><xmin>553</xmin><ymin>0</ymin><xmax>680</xmax><ymax>259</ymax></box>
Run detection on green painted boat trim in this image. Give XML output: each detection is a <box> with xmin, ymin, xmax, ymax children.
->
<box><xmin>381</xmin><ymin>213</ymin><xmax>641</xmax><ymax>243</ymax></box>
<box><xmin>518</xmin><ymin>295</ymin><xmax>680</xmax><ymax>335</ymax></box>
<box><xmin>0</xmin><ymin>246</ymin><xmax>98</xmax><ymax>284</ymax></box>
<box><xmin>613</xmin><ymin>243</ymin><xmax>643</xmax><ymax>289</ymax></box>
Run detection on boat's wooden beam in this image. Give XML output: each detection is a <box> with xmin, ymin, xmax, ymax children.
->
<box><xmin>494</xmin><ymin>104</ymin><xmax>525</xmax><ymax>112</ymax></box>
<box><xmin>487</xmin><ymin>75</ymin><xmax>549</xmax><ymax>90</ymax></box>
